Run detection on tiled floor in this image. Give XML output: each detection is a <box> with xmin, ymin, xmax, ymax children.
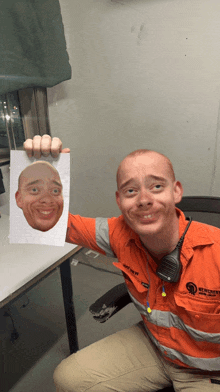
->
<box><xmin>1</xmin><ymin>248</ymin><xmax>141</xmax><ymax>392</ymax></box>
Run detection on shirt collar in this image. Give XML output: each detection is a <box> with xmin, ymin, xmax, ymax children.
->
<box><xmin>177</xmin><ymin>207</ymin><xmax>214</xmax><ymax>246</ymax></box>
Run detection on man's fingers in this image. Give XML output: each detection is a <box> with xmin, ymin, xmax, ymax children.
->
<box><xmin>51</xmin><ymin>137</ymin><xmax>63</xmax><ymax>158</ymax></box>
<box><xmin>61</xmin><ymin>148</ymin><xmax>71</xmax><ymax>154</ymax></box>
<box><xmin>23</xmin><ymin>134</ymin><xmax>69</xmax><ymax>158</ymax></box>
<box><xmin>32</xmin><ymin>135</ymin><xmax>42</xmax><ymax>159</ymax></box>
<box><xmin>41</xmin><ymin>134</ymin><xmax>52</xmax><ymax>157</ymax></box>
<box><xmin>23</xmin><ymin>139</ymin><xmax>33</xmax><ymax>157</ymax></box>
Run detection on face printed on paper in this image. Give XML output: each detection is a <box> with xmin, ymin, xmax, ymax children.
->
<box><xmin>15</xmin><ymin>161</ymin><xmax>63</xmax><ymax>232</ymax></box>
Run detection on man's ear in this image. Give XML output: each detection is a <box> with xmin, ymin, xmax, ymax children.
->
<box><xmin>15</xmin><ymin>191</ymin><xmax>23</xmax><ymax>209</ymax></box>
<box><xmin>115</xmin><ymin>190</ymin><xmax>121</xmax><ymax>210</ymax></box>
<box><xmin>174</xmin><ymin>181</ymin><xmax>183</xmax><ymax>204</ymax></box>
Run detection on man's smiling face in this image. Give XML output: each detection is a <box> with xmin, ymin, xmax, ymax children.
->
<box><xmin>115</xmin><ymin>152</ymin><xmax>183</xmax><ymax>242</ymax></box>
<box><xmin>15</xmin><ymin>162</ymin><xmax>63</xmax><ymax>232</ymax></box>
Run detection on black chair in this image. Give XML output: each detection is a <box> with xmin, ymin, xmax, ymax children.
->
<box><xmin>89</xmin><ymin>197</ymin><xmax>220</xmax><ymax>392</ymax></box>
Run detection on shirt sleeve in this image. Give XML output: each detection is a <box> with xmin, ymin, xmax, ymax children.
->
<box><xmin>66</xmin><ymin>213</ymin><xmax>115</xmax><ymax>257</ymax></box>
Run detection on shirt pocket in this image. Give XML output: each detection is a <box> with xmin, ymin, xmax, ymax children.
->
<box><xmin>174</xmin><ymin>292</ymin><xmax>220</xmax><ymax>335</ymax></box>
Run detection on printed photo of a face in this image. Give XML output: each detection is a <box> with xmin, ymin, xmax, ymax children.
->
<box><xmin>15</xmin><ymin>161</ymin><xmax>64</xmax><ymax>232</ymax></box>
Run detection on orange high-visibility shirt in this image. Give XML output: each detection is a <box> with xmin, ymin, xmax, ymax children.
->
<box><xmin>66</xmin><ymin>208</ymin><xmax>220</xmax><ymax>371</ymax></box>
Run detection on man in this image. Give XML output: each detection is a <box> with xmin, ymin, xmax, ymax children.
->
<box><xmin>15</xmin><ymin>160</ymin><xmax>63</xmax><ymax>232</ymax></box>
<box><xmin>24</xmin><ymin>135</ymin><xmax>220</xmax><ymax>392</ymax></box>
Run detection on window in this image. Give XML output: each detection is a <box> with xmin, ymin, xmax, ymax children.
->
<box><xmin>0</xmin><ymin>87</ymin><xmax>51</xmax><ymax>165</ymax></box>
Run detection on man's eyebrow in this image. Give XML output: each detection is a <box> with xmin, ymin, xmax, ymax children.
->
<box><xmin>52</xmin><ymin>180</ymin><xmax>62</xmax><ymax>187</ymax></box>
<box><xmin>119</xmin><ymin>178</ymin><xmax>135</xmax><ymax>190</ymax></box>
<box><xmin>147</xmin><ymin>175</ymin><xmax>167</xmax><ymax>182</ymax></box>
<box><xmin>119</xmin><ymin>175</ymin><xmax>167</xmax><ymax>190</ymax></box>
<box><xmin>25</xmin><ymin>179</ymin><xmax>62</xmax><ymax>187</ymax></box>
<box><xmin>25</xmin><ymin>180</ymin><xmax>41</xmax><ymax>187</ymax></box>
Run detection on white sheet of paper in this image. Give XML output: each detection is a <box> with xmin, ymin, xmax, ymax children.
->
<box><xmin>9</xmin><ymin>151</ymin><xmax>70</xmax><ymax>246</ymax></box>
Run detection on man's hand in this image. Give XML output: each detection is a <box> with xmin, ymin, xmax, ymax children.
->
<box><xmin>23</xmin><ymin>135</ymin><xmax>70</xmax><ymax>159</ymax></box>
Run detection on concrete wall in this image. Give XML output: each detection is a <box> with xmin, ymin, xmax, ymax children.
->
<box><xmin>46</xmin><ymin>0</ymin><xmax>220</xmax><ymax>218</ymax></box>
<box><xmin>1</xmin><ymin>0</ymin><xmax>220</xmax><ymax>217</ymax></box>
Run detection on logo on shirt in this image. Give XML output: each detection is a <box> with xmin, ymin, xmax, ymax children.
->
<box><xmin>186</xmin><ymin>282</ymin><xmax>220</xmax><ymax>297</ymax></box>
<box><xmin>186</xmin><ymin>282</ymin><xmax>197</xmax><ymax>295</ymax></box>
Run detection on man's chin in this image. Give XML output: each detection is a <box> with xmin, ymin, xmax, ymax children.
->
<box><xmin>27</xmin><ymin>219</ymin><xmax>57</xmax><ymax>232</ymax></box>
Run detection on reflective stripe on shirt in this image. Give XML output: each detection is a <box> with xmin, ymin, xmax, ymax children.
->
<box><xmin>127</xmin><ymin>290</ymin><xmax>149</xmax><ymax>316</ymax></box>
<box><xmin>144</xmin><ymin>324</ymin><xmax>220</xmax><ymax>371</ymax></box>
<box><xmin>128</xmin><ymin>290</ymin><xmax>220</xmax><ymax>370</ymax></box>
<box><xmin>128</xmin><ymin>290</ymin><xmax>220</xmax><ymax>344</ymax></box>
<box><xmin>96</xmin><ymin>217</ymin><xmax>115</xmax><ymax>257</ymax></box>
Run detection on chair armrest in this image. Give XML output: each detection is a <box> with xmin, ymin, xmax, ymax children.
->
<box><xmin>89</xmin><ymin>283</ymin><xmax>132</xmax><ymax>323</ymax></box>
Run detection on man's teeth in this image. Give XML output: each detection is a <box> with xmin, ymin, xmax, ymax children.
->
<box><xmin>143</xmin><ymin>215</ymin><xmax>152</xmax><ymax>218</ymax></box>
<box><xmin>39</xmin><ymin>211</ymin><xmax>52</xmax><ymax>215</ymax></box>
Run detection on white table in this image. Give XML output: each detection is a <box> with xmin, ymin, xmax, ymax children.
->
<box><xmin>0</xmin><ymin>213</ymin><xmax>81</xmax><ymax>353</ymax></box>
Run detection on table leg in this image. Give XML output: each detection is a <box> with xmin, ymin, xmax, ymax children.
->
<box><xmin>59</xmin><ymin>258</ymin><xmax>79</xmax><ymax>354</ymax></box>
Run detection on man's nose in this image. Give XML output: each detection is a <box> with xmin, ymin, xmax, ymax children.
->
<box><xmin>137</xmin><ymin>188</ymin><xmax>153</xmax><ymax>207</ymax></box>
<box><xmin>39</xmin><ymin>191</ymin><xmax>54</xmax><ymax>203</ymax></box>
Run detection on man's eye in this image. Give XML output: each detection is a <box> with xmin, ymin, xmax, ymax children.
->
<box><xmin>126</xmin><ymin>189</ymin><xmax>135</xmax><ymax>195</ymax></box>
<box><xmin>52</xmin><ymin>188</ymin><xmax>60</xmax><ymax>195</ymax></box>
<box><xmin>154</xmin><ymin>184</ymin><xmax>162</xmax><ymax>190</ymax></box>
<box><xmin>31</xmin><ymin>187</ymin><xmax>39</xmax><ymax>193</ymax></box>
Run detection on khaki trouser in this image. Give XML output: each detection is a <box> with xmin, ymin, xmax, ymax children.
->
<box><xmin>53</xmin><ymin>321</ymin><xmax>220</xmax><ymax>392</ymax></box>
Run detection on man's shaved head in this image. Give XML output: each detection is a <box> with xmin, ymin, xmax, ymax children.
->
<box><xmin>18</xmin><ymin>161</ymin><xmax>60</xmax><ymax>190</ymax></box>
<box><xmin>116</xmin><ymin>149</ymin><xmax>175</xmax><ymax>190</ymax></box>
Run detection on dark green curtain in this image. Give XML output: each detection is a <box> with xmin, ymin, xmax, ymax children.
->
<box><xmin>0</xmin><ymin>0</ymin><xmax>72</xmax><ymax>95</ymax></box>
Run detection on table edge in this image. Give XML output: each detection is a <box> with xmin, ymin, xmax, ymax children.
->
<box><xmin>0</xmin><ymin>245</ymin><xmax>82</xmax><ymax>308</ymax></box>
